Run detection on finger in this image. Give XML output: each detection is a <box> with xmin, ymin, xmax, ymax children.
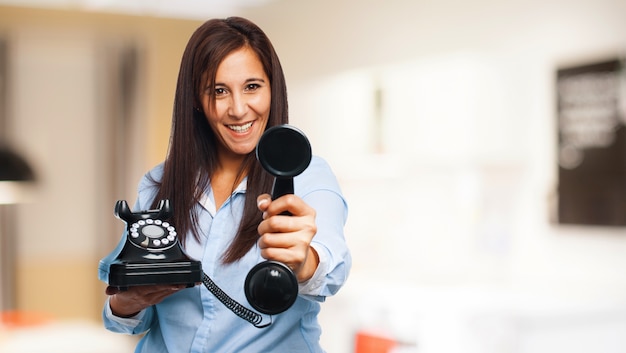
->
<box><xmin>259</xmin><ymin>245</ymin><xmax>307</xmax><ymax>270</ymax></box>
<box><xmin>257</xmin><ymin>231</ymin><xmax>290</xmax><ymax>249</ymax></box>
<box><xmin>115</xmin><ymin>284</ymin><xmax>184</xmax><ymax>299</ymax></box>
<box><xmin>258</xmin><ymin>229</ymin><xmax>312</xmax><ymax>252</ymax></box>
<box><xmin>106</xmin><ymin>286</ymin><xmax>121</xmax><ymax>295</ymax></box>
<box><xmin>257</xmin><ymin>194</ymin><xmax>271</xmax><ymax>219</ymax></box>
<box><xmin>145</xmin><ymin>284</ymin><xmax>186</xmax><ymax>296</ymax></box>
<box><xmin>258</xmin><ymin>214</ymin><xmax>296</xmax><ymax>235</ymax></box>
<box><xmin>135</xmin><ymin>285</ymin><xmax>186</xmax><ymax>304</ymax></box>
<box><xmin>266</xmin><ymin>194</ymin><xmax>315</xmax><ymax>218</ymax></box>
<box><xmin>148</xmin><ymin>288</ymin><xmax>183</xmax><ymax>303</ymax></box>
<box><xmin>257</xmin><ymin>194</ymin><xmax>271</xmax><ymax>211</ymax></box>
<box><xmin>259</xmin><ymin>213</ymin><xmax>318</xmax><ymax>238</ymax></box>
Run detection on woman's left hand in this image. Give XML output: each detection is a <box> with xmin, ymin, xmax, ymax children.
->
<box><xmin>256</xmin><ymin>194</ymin><xmax>319</xmax><ymax>282</ymax></box>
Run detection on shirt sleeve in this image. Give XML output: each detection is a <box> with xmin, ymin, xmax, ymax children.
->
<box><xmin>297</xmin><ymin>243</ymin><xmax>329</xmax><ymax>296</ymax></box>
<box><xmin>295</xmin><ymin>157</ymin><xmax>352</xmax><ymax>302</ymax></box>
<box><xmin>102</xmin><ymin>297</ymin><xmax>155</xmax><ymax>335</ymax></box>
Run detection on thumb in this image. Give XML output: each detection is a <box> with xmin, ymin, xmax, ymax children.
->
<box><xmin>257</xmin><ymin>194</ymin><xmax>271</xmax><ymax>211</ymax></box>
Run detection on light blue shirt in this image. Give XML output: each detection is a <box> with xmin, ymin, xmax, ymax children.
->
<box><xmin>98</xmin><ymin>156</ymin><xmax>351</xmax><ymax>353</ymax></box>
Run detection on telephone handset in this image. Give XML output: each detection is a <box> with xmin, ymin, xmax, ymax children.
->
<box><xmin>245</xmin><ymin>124</ymin><xmax>312</xmax><ymax>315</ymax></box>
<box><xmin>107</xmin><ymin>199</ymin><xmax>203</xmax><ymax>290</ymax></box>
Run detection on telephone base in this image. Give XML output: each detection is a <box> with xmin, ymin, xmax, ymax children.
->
<box><xmin>109</xmin><ymin>260</ymin><xmax>202</xmax><ymax>289</ymax></box>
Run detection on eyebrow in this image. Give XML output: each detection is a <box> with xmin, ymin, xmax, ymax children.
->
<box><xmin>213</xmin><ymin>77</ymin><xmax>266</xmax><ymax>86</ymax></box>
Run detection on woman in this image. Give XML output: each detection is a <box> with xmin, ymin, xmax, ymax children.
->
<box><xmin>99</xmin><ymin>17</ymin><xmax>351</xmax><ymax>352</ymax></box>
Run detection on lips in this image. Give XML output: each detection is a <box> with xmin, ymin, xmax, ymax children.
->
<box><xmin>227</xmin><ymin>121</ymin><xmax>253</xmax><ymax>133</ymax></box>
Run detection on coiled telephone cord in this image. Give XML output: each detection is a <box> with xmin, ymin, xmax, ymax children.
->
<box><xmin>201</xmin><ymin>272</ymin><xmax>271</xmax><ymax>328</ymax></box>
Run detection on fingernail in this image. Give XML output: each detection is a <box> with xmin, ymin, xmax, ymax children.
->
<box><xmin>257</xmin><ymin>198</ymin><xmax>269</xmax><ymax>208</ymax></box>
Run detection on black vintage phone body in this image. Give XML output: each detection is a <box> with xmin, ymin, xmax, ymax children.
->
<box><xmin>107</xmin><ymin>199</ymin><xmax>202</xmax><ymax>290</ymax></box>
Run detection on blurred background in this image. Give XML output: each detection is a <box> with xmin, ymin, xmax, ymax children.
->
<box><xmin>1</xmin><ymin>0</ymin><xmax>626</xmax><ymax>352</ymax></box>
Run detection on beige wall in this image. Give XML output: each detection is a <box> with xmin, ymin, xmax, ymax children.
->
<box><xmin>0</xmin><ymin>5</ymin><xmax>201</xmax><ymax>321</ymax></box>
<box><xmin>0</xmin><ymin>5</ymin><xmax>200</xmax><ymax>167</ymax></box>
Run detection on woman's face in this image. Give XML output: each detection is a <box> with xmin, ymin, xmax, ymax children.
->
<box><xmin>201</xmin><ymin>46</ymin><xmax>271</xmax><ymax>159</ymax></box>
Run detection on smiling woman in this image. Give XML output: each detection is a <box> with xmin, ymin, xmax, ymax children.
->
<box><xmin>98</xmin><ymin>16</ymin><xmax>351</xmax><ymax>353</ymax></box>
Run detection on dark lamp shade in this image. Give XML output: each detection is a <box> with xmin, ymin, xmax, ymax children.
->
<box><xmin>0</xmin><ymin>145</ymin><xmax>35</xmax><ymax>182</ymax></box>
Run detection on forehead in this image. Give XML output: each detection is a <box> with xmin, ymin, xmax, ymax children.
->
<box><xmin>215</xmin><ymin>47</ymin><xmax>267</xmax><ymax>82</ymax></box>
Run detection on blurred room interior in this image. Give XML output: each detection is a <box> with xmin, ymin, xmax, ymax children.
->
<box><xmin>1</xmin><ymin>0</ymin><xmax>626</xmax><ymax>352</ymax></box>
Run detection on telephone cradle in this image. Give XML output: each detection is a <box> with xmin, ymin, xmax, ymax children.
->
<box><xmin>108</xmin><ymin>199</ymin><xmax>202</xmax><ymax>290</ymax></box>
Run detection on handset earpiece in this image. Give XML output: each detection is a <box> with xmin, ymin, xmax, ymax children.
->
<box><xmin>244</xmin><ymin>124</ymin><xmax>312</xmax><ymax>315</ymax></box>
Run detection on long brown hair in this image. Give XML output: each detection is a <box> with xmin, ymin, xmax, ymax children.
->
<box><xmin>152</xmin><ymin>17</ymin><xmax>289</xmax><ymax>263</ymax></box>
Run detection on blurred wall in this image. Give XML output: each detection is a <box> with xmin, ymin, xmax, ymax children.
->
<box><xmin>0</xmin><ymin>5</ymin><xmax>201</xmax><ymax>321</ymax></box>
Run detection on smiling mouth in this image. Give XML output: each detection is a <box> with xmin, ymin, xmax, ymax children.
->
<box><xmin>227</xmin><ymin>121</ymin><xmax>253</xmax><ymax>133</ymax></box>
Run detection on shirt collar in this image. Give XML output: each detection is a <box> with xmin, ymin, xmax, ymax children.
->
<box><xmin>199</xmin><ymin>176</ymin><xmax>248</xmax><ymax>216</ymax></box>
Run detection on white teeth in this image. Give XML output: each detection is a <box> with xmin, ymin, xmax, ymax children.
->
<box><xmin>227</xmin><ymin>121</ymin><xmax>253</xmax><ymax>132</ymax></box>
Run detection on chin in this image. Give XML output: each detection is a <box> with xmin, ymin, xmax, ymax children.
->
<box><xmin>230</xmin><ymin>145</ymin><xmax>257</xmax><ymax>156</ymax></box>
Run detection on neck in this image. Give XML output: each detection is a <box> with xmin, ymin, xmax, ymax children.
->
<box><xmin>216</xmin><ymin>145</ymin><xmax>247</xmax><ymax>175</ymax></box>
<box><xmin>211</xmin><ymin>153</ymin><xmax>249</xmax><ymax>210</ymax></box>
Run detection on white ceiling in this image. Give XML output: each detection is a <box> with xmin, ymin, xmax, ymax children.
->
<box><xmin>0</xmin><ymin>0</ymin><xmax>276</xmax><ymax>19</ymax></box>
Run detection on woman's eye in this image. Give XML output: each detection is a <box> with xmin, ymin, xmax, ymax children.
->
<box><xmin>245</xmin><ymin>83</ymin><xmax>260</xmax><ymax>91</ymax></box>
<box><xmin>214</xmin><ymin>87</ymin><xmax>227</xmax><ymax>96</ymax></box>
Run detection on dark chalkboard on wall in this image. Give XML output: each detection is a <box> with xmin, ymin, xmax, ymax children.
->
<box><xmin>557</xmin><ymin>59</ymin><xmax>626</xmax><ymax>226</ymax></box>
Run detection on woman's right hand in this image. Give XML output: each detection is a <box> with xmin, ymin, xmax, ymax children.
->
<box><xmin>106</xmin><ymin>284</ymin><xmax>187</xmax><ymax>318</ymax></box>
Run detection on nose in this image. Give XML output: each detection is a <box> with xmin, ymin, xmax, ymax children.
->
<box><xmin>228</xmin><ymin>93</ymin><xmax>247</xmax><ymax>119</ymax></box>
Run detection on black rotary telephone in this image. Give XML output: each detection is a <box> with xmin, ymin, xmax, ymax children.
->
<box><xmin>107</xmin><ymin>199</ymin><xmax>203</xmax><ymax>290</ymax></box>
<box><xmin>105</xmin><ymin>199</ymin><xmax>272</xmax><ymax>328</ymax></box>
